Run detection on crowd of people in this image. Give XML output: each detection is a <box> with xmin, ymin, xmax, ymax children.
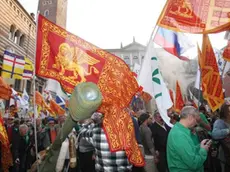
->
<box><xmin>1</xmin><ymin>101</ymin><xmax>230</xmax><ymax>172</ymax></box>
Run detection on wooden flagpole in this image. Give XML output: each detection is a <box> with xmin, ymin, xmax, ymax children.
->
<box><xmin>32</xmin><ymin>12</ymin><xmax>40</xmax><ymax>172</ymax></box>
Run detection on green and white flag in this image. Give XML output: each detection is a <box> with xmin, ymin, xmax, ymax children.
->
<box><xmin>138</xmin><ymin>42</ymin><xmax>173</xmax><ymax>126</ymax></box>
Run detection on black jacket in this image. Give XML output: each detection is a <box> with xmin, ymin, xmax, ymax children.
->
<box><xmin>149</xmin><ymin>122</ymin><xmax>171</xmax><ymax>152</ymax></box>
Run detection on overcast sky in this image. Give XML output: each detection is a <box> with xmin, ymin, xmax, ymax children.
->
<box><xmin>19</xmin><ymin>0</ymin><xmax>227</xmax><ymax>51</ymax></box>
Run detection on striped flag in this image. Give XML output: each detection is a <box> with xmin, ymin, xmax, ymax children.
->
<box><xmin>55</xmin><ymin>95</ymin><xmax>66</xmax><ymax>109</ymax></box>
<box><xmin>1</xmin><ymin>51</ymin><xmax>25</xmax><ymax>79</ymax></box>
<box><xmin>23</xmin><ymin>57</ymin><xmax>33</xmax><ymax>79</ymax></box>
<box><xmin>154</xmin><ymin>27</ymin><xmax>193</xmax><ymax>61</ymax></box>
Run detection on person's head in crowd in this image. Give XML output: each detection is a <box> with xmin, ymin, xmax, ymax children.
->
<box><xmin>42</xmin><ymin>117</ymin><xmax>48</xmax><ymax>126</ymax></box>
<box><xmin>199</xmin><ymin>105</ymin><xmax>207</xmax><ymax>114</ymax></box>
<box><xmin>138</xmin><ymin>113</ymin><xmax>151</xmax><ymax>126</ymax></box>
<box><xmin>19</xmin><ymin>124</ymin><xmax>29</xmax><ymax>136</ymax></box>
<box><xmin>147</xmin><ymin>113</ymin><xmax>153</xmax><ymax>124</ymax></box>
<box><xmin>184</xmin><ymin>101</ymin><xmax>193</xmax><ymax>106</ymax></box>
<box><xmin>58</xmin><ymin>115</ymin><xmax>66</xmax><ymax>124</ymax></box>
<box><xmin>7</xmin><ymin>117</ymin><xmax>14</xmax><ymax>125</ymax></box>
<box><xmin>48</xmin><ymin>117</ymin><xmax>55</xmax><ymax>129</ymax></box>
<box><xmin>91</xmin><ymin>112</ymin><xmax>103</xmax><ymax>124</ymax></box>
<box><xmin>14</xmin><ymin>118</ymin><xmax>20</xmax><ymax>127</ymax></box>
<box><xmin>9</xmin><ymin>104</ymin><xmax>16</xmax><ymax>111</ymax></box>
<box><xmin>136</xmin><ymin>110</ymin><xmax>146</xmax><ymax>118</ymax></box>
<box><xmin>20</xmin><ymin>118</ymin><xmax>25</xmax><ymax>125</ymax></box>
<box><xmin>180</xmin><ymin>106</ymin><xmax>199</xmax><ymax>129</ymax></box>
<box><xmin>154</xmin><ymin>110</ymin><xmax>164</xmax><ymax>125</ymax></box>
<box><xmin>36</xmin><ymin>118</ymin><xmax>42</xmax><ymax>127</ymax></box>
<box><xmin>167</xmin><ymin>107</ymin><xmax>174</xmax><ymax>118</ymax></box>
<box><xmin>219</xmin><ymin>102</ymin><xmax>230</xmax><ymax>121</ymax></box>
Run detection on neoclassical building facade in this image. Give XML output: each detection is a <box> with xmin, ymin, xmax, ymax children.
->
<box><xmin>105</xmin><ymin>37</ymin><xmax>146</xmax><ymax>70</ymax></box>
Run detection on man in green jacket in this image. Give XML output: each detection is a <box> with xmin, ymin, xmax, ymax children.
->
<box><xmin>167</xmin><ymin>106</ymin><xmax>211</xmax><ymax>172</ymax></box>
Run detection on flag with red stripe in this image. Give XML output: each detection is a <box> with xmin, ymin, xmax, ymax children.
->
<box><xmin>1</xmin><ymin>51</ymin><xmax>25</xmax><ymax>79</ymax></box>
<box><xmin>154</xmin><ymin>27</ymin><xmax>193</xmax><ymax>61</ymax></box>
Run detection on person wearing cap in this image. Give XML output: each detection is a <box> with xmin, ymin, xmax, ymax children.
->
<box><xmin>139</xmin><ymin>113</ymin><xmax>158</xmax><ymax>172</ymax></box>
<box><xmin>167</xmin><ymin>106</ymin><xmax>211</xmax><ymax>172</ymax></box>
<box><xmin>149</xmin><ymin>110</ymin><xmax>171</xmax><ymax>172</ymax></box>
<box><xmin>41</xmin><ymin>117</ymin><xmax>58</xmax><ymax>149</ymax></box>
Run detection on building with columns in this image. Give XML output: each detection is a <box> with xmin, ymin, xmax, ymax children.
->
<box><xmin>0</xmin><ymin>0</ymin><xmax>45</xmax><ymax>95</ymax></box>
<box><xmin>105</xmin><ymin>37</ymin><xmax>146</xmax><ymax>70</ymax></box>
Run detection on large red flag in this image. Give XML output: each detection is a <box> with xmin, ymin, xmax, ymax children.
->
<box><xmin>157</xmin><ymin>0</ymin><xmax>230</xmax><ymax>33</ymax></box>
<box><xmin>36</xmin><ymin>15</ymin><xmax>144</xmax><ymax>166</ymax></box>
<box><xmin>200</xmin><ymin>35</ymin><xmax>224</xmax><ymax>111</ymax></box>
<box><xmin>223</xmin><ymin>41</ymin><xmax>230</xmax><ymax>62</ymax></box>
<box><xmin>175</xmin><ymin>81</ymin><xmax>184</xmax><ymax>113</ymax></box>
<box><xmin>0</xmin><ymin>77</ymin><xmax>12</xmax><ymax>100</ymax></box>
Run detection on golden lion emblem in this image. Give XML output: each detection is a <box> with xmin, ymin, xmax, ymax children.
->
<box><xmin>53</xmin><ymin>43</ymin><xmax>100</xmax><ymax>82</ymax></box>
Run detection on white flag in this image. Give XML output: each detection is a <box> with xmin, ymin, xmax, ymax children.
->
<box><xmin>138</xmin><ymin>42</ymin><xmax>173</xmax><ymax>127</ymax></box>
<box><xmin>21</xmin><ymin>88</ymin><xmax>29</xmax><ymax>107</ymax></box>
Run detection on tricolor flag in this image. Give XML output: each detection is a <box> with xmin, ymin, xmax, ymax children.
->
<box><xmin>55</xmin><ymin>95</ymin><xmax>66</xmax><ymax>110</ymax></box>
<box><xmin>154</xmin><ymin>27</ymin><xmax>193</xmax><ymax>61</ymax></box>
<box><xmin>1</xmin><ymin>51</ymin><xmax>25</xmax><ymax>79</ymax></box>
<box><xmin>138</xmin><ymin>41</ymin><xmax>173</xmax><ymax>127</ymax></box>
<box><xmin>22</xmin><ymin>57</ymin><xmax>33</xmax><ymax>79</ymax></box>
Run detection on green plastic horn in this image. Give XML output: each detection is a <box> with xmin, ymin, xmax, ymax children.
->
<box><xmin>39</xmin><ymin>82</ymin><xmax>102</xmax><ymax>172</ymax></box>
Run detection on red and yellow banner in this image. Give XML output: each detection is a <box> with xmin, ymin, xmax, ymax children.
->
<box><xmin>36</xmin><ymin>15</ymin><xmax>144</xmax><ymax>166</ymax></box>
<box><xmin>175</xmin><ymin>81</ymin><xmax>184</xmax><ymax>113</ymax></box>
<box><xmin>200</xmin><ymin>35</ymin><xmax>224</xmax><ymax>111</ymax></box>
<box><xmin>157</xmin><ymin>0</ymin><xmax>230</xmax><ymax>33</ymax></box>
<box><xmin>0</xmin><ymin>115</ymin><xmax>12</xmax><ymax>171</ymax></box>
<box><xmin>49</xmin><ymin>99</ymin><xmax>65</xmax><ymax>116</ymax></box>
<box><xmin>169</xmin><ymin>89</ymin><xmax>174</xmax><ymax>106</ymax></box>
<box><xmin>0</xmin><ymin>77</ymin><xmax>12</xmax><ymax>100</ymax></box>
<box><xmin>223</xmin><ymin>41</ymin><xmax>230</xmax><ymax>62</ymax></box>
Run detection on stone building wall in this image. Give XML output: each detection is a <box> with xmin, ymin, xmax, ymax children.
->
<box><xmin>0</xmin><ymin>0</ymin><xmax>45</xmax><ymax>94</ymax></box>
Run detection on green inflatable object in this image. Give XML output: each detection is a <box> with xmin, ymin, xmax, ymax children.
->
<box><xmin>39</xmin><ymin>82</ymin><xmax>102</xmax><ymax>172</ymax></box>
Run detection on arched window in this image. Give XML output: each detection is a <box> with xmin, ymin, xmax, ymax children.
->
<box><xmin>19</xmin><ymin>34</ymin><xmax>25</xmax><ymax>47</ymax></box>
<box><xmin>44</xmin><ymin>10</ymin><xmax>49</xmax><ymax>17</ymax></box>
<box><xmin>14</xmin><ymin>30</ymin><xmax>20</xmax><ymax>44</ymax></box>
<box><xmin>9</xmin><ymin>25</ymin><xmax>15</xmax><ymax>40</ymax></box>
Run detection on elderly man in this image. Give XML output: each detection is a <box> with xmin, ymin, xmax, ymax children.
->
<box><xmin>149</xmin><ymin>110</ymin><xmax>171</xmax><ymax>172</ymax></box>
<box><xmin>12</xmin><ymin>124</ymin><xmax>31</xmax><ymax>172</ymax></box>
<box><xmin>167</xmin><ymin>106</ymin><xmax>211</xmax><ymax>172</ymax></box>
